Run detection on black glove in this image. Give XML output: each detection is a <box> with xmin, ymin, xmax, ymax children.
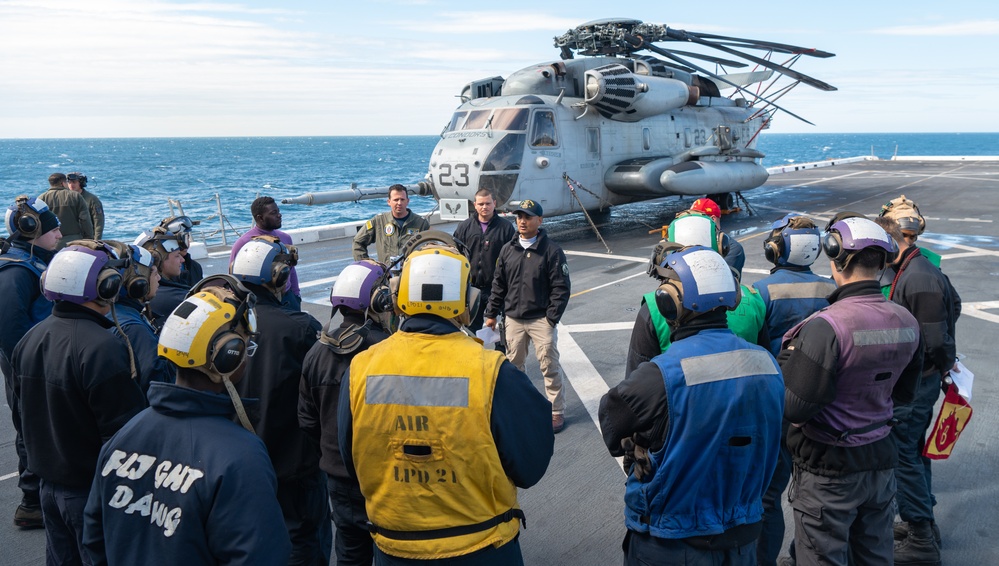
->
<box><xmin>620</xmin><ymin>437</ymin><xmax>653</xmax><ymax>482</ymax></box>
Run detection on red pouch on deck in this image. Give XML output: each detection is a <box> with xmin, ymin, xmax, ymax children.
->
<box><xmin>922</xmin><ymin>383</ymin><xmax>973</xmax><ymax>460</ymax></box>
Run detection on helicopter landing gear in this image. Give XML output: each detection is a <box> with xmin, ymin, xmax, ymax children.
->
<box><xmin>707</xmin><ymin>192</ymin><xmax>736</xmax><ymax>211</ymax></box>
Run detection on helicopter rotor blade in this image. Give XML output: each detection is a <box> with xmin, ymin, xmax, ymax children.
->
<box><xmin>639</xmin><ymin>42</ymin><xmax>816</xmax><ymax>126</ymax></box>
<box><xmin>656</xmin><ymin>48</ymin><xmax>748</xmax><ymax>68</ymax></box>
<box><xmin>686</xmin><ymin>32</ymin><xmax>835</xmax><ymax>58</ymax></box>
<box><xmin>663</xmin><ymin>28</ymin><xmax>837</xmax><ymax>91</ymax></box>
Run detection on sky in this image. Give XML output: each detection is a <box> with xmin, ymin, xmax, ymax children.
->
<box><xmin>1</xmin><ymin>0</ymin><xmax>997</xmax><ymax>138</ymax></box>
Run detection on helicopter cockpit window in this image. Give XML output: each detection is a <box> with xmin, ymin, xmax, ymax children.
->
<box><xmin>530</xmin><ymin>111</ymin><xmax>558</xmax><ymax>147</ymax></box>
<box><xmin>490</xmin><ymin>108</ymin><xmax>528</xmax><ymax>132</ymax></box>
<box><xmin>463</xmin><ymin>110</ymin><xmax>492</xmax><ymax>130</ymax></box>
<box><xmin>446</xmin><ymin>112</ymin><xmax>468</xmax><ymax>132</ymax></box>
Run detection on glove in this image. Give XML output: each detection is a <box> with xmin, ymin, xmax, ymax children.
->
<box><xmin>620</xmin><ymin>437</ymin><xmax>653</xmax><ymax>482</ymax></box>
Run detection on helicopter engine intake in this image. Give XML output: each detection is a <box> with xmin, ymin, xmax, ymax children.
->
<box><xmin>584</xmin><ymin>63</ymin><xmax>696</xmax><ymax>122</ymax></box>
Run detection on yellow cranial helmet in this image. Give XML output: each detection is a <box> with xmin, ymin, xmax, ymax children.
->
<box><xmin>395</xmin><ymin>246</ymin><xmax>470</xmax><ymax>319</ymax></box>
<box><xmin>158</xmin><ymin>287</ymin><xmax>255</xmax><ymax>382</ymax></box>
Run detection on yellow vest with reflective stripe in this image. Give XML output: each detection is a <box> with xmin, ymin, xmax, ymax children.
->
<box><xmin>349</xmin><ymin>330</ymin><xmax>520</xmax><ymax>559</ymax></box>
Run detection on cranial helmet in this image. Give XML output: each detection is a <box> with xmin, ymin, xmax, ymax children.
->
<box><xmin>652</xmin><ymin>245</ymin><xmax>741</xmax><ymax>328</ymax></box>
<box><xmin>5</xmin><ymin>195</ymin><xmax>60</xmax><ymax>241</ymax></box>
<box><xmin>159</xmin><ymin>215</ymin><xmax>196</xmax><ymax>247</ymax></box>
<box><xmin>666</xmin><ymin>211</ymin><xmax>728</xmax><ymax>256</ymax></box>
<box><xmin>106</xmin><ymin>241</ymin><xmax>158</xmax><ymax>300</ymax></box>
<box><xmin>764</xmin><ymin>214</ymin><xmax>822</xmax><ymax>267</ymax></box>
<box><xmin>159</xmin><ymin>277</ymin><xmax>259</xmax><ymax>431</ymax></box>
<box><xmin>822</xmin><ymin>216</ymin><xmax>898</xmax><ymax>271</ymax></box>
<box><xmin>41</xmin><ymin>240</ymin><xmax>130</xmax><ymax>304</ymax></box>
<box><xmin>392</xmin><ymin>230</ymin><xmax>475</xmax><ymax>326</ymax></box>
<box><xmin>878</xmin><ymin>194</ymin><xmax>925</xmax><ymax>235</ymax></box>
<box><xmin>230</xmin><ymin>236</ymin><xmax>298</xmax><ymax>294</ymax></box>
<box><xmin>134</xmin><ymin>226</ymin><xmax>188</xmax><ymax>264</ymax></box>
<box><xmin>647</xmin><ymin>239</ymin><xmax>686</xmax><ymax>280</ymax></box>
<box><xmin>330</xmin><ymin>259</ymin><xmax>392</xmax><ymax>314</ymax></box>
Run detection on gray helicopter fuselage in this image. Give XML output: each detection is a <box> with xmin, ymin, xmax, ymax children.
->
<box><xmin>429</xmin><ymin>57</ymin><xmax>770</xmax><ymax>217</ymax></box>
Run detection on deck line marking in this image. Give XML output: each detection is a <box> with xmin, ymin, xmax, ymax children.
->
<box><xmin>299</xmin><ymin>275</ymin><xmax>338</xmax><ymax>289</ymax></box>
<box><xmin>558</xmin><ymin>328</ymin><xmax>625</xmax><ymax>472</ymax></box>
<box><xmin>832</xmin><ymin>165</ymin><xmax>970</xmax><ymax>213</ymax></box>
<box><xmin>0</xmin><ymin>472</ymin><xmax>17</xmax><ymax>482</ymax></box>
<box><xmin>561</xmin><ymin>322</ymin><xmax>635</xmax><ymax>333</ymax></box>
<box><xmin>919</xmin><ymin>237</ymin><xmax>999</xmax><ymax>257</ymax></box>
<box><xmin>962</xmin><ymin>302</ymin><xmax>999</xmax><ymax>325</ymax></box>
<box><xmin>565</xmin><ymin>250</ymin><xmax>647</xmax><ymax>263</ymax></box>
<box><xmin>570</xmin><ymin>272</ymin><xmax>646</xmax><ymax>298</ymax></box>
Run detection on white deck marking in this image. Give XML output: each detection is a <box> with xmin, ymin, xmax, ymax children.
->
<box><xmin>558</xmin><ymin>328</ymin><xmax>625</xmax><ymax>472</ymax></box>
<box><xmin>298</xmin><ymin>275</ymin><xmax>338</xmax><ymax>289</ymax></box>
<box><xmin>561</xmin><ymin>322</ymin><xmax>635</xmax><ymax>333</ymax></box>
<box><xmin>920</xmin><ymin>237</ymin><xmax>999</xmax><ymax>258</ymax></box>
<box><xmin>0</xmin><ymin>472</ymin><xmax>17</xmax><ymax>482</ymax></box>
<box><xmin>564</xmin><ymin>250</ymin><xmax>647</xmax><ymax>263</ymax></box>
<box><xmin>962</xmin><ymin>302</ymin><xmax>999</xmax><ymax>325</ymax></box>
<box><xmin>570</xmin><ymin>272</ymin><xmax>647</xmax><ymax>298</ymax></box>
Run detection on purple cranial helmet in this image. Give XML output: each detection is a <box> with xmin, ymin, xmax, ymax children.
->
<box><xmin>330</xmin><ymin>260</ymin><xmax>387</xmax><ymax>313</ymax></box>
<box><xmin>41</xmin><ymin>242</ymin><xmax>128</xmax><ymax>303</ymax></box>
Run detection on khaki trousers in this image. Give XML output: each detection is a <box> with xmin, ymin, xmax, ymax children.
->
<box><xmin>504</xmin><ymin>316</ymin><xmax>564</xmax><ymax>414</ymax></box>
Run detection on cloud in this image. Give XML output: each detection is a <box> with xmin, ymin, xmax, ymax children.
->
<box><xmin>871</xmin><ymin>20</ymin><xmax>999</xmax><ymax>36</ymax></box>
<box><xmin>386</xmin><ymin>11</ymin><xmax>581</xmax><ymax>34</ymax></box>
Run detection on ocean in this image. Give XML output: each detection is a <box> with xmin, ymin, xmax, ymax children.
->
<box><xmin>2</xmin><ymin>132</ymin><xmax>997</xmax><ymax>244</ymax></box>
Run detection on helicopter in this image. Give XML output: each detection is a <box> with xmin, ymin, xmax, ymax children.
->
<box><xmin>283</xmin><ymin>18</ymin><xmax>836</xmax><ymax>220</ymax></box>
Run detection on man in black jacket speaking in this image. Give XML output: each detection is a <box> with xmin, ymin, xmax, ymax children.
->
<box><xmin>484</xmin><ymin>199</ymin><xmax>570</xmax><ymax>433</ymax></box>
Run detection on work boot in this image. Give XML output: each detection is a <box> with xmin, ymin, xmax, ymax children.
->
<box><xmin>13</xmin><ymin>501</ymin><xmax>43</xmax><ymax>530</ymax></box>
<box><xmin>894</xmin><ymin>521</ymin><xmax>941</xmax><ymax>566</ymax></box>
<box><xmin>894</xmin><ymin>520</ymin><xmax>942</xmax><ymax>547</ymax></box>
<box><xmin>552</xmin><ymin>414</ymin><xmax>565</xmax><ymax>434</ymax></box>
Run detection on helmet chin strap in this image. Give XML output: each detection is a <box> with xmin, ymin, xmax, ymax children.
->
<box><xmin>222</xmin><ymin>376</ymin><xmax>255</xmax><ymax>433</ymax></box>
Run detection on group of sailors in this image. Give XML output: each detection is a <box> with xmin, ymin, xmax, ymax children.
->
<box><xmin>0</xmin><ymin>182</ymin><xmax>957</xmax><ymax>566</ymax></box>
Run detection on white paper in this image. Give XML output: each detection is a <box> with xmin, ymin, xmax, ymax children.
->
<box><xmin>949</xmin><ymin>361</ymin><xmax>974</xmax><ymax>402</ymax></box>
<box><xmin>476</xmin><ymin>326</ymin><xmax>500</xmax><ymax>346</ymax></box>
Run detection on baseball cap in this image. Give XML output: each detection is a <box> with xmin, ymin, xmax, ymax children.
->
<box><xmin>515</xmin><ymin>199</ymin><xmax>543</xmax><ymax>217</ymax></box>
<box><xmin>690</xmin><ymin>198</ymin><xmax>721</xmax><ymax>220</ymax></box>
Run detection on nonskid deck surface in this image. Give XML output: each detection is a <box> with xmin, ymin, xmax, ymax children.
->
<box><xmin>3</xmin><ymin>160</ymin><xmax>997</xmax><ymax>564</ymax></box>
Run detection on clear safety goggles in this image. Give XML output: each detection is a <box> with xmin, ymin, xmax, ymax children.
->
<box><xmin>161</xmin><ymin>216</ymin><xmax>195</xmax><ymax>246</ymax></box>
<box><xmin>135</xmin><ymin>230</ymin><xmax>185</xmax><ymax>253</ymax></box>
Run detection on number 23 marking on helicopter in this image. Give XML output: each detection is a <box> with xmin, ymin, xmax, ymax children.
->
<box><xmin>438</xmin><ymin>163</ymin><xmax>470</xmax><ymax>187</ymax></box>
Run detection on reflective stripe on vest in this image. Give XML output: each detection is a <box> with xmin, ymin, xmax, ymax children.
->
<box><xmin>767</xmin><ymin>281</ymin><xmax>835</xmax><ymax>301</ymax></box>
<box><xmin>349</xmin><ymin>331</ymin><xmax>520</xmax><ymax>560</ymax></box>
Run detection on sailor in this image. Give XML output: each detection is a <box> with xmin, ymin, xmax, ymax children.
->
<box><xmin>874</xmin><ymin>207</ymin><xmax>959</xmax><ymax>566</ymax></box>
<box><xmin>159</xmin><ymin>215</ymin><xmax>204</xmax><ymax>286</ymax></box>
<box><xmin>0</xmin><ymin>195</ymin><xmax>61</xmax><ymax>530</ymax></box>
<box><xmin>230</xmin><ymin>236</ymin><xmax>330</xmax><ymax>565</ymax></box>
<box><xmin>83</xmin><ymin>276</ymin><xmax>291</xmax><ymax>565</ymax></box>
<box><xmin>38</xmin><ymin>172</ymin><xmax>93</xmax><ymax>249</ymax></box>
<box><xmin>11</xmin><ymin>241</ymin><xmax>146</xmax><ymax>565</ymax></box>
<box><xmin>483</xmin><ymin>199</ymin><xmax>571</xmax><ymax>433</ymax></box>
<box><xmin>625</xmin><ymin>222</ymin><xmax>766</xmax><ymax>376</ymax></box>
<box><xmin>339</xmin><ymin>239</ymin><xmax>554</xmax><ymax>565</ymax></box>
<box><xmin>752</xmin><ymin>213</ymin><xmax>837</xmax><ymax>566</ymax></box>
<box><xmin>230</xmin><ymin>196</ymin><xmax>302</xmax><ymax>310</ymax></box>
<box><xmin>67</xmin><ymin>172</ymin><xmax>104</xmax><ymax>240</ymax></box>
<box><xmin>299</xmin><ymin>260</ymin><xmax>393</xmax><ymax>566</ymax></box>
<box><xmin>106</xmin><ymin>241</ymin><xmax>173</xmax><ymax>397</ymax></box>
<box><xmin>135</xmin><ymin>226</ymin><xmax>189</xmax><ymax>330</ymax></box>
<box><xmin>352</xmin><ymin>184</ymin><xmax>430</xmax><ymax>264</ymax></box>
<box><xmin>452</xmin><ymin>188</ymin><xmax>516</xmax><ymax>334</ymax></box>
<box><xmin>599</xmin><ymin>245</ymin><xmax>783</xmax><ymax>565</ymax></box>
<box><xmin>781</xmin><ymin>216</ymin><xmax>923</xmax><ymax>566</ymax></box>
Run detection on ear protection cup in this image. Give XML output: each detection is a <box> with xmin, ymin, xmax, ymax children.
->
<box><xmin>14</xmin><ymin>197</ymin><xmax>43</xmax><ymax>240</ymax></box>
<box><xmin>821</xmin><ymin>230</ymin><xmax>844</xmax><ymax>263</ymax></box>
<box><xmin>96</xmin><ymin>269</ymin><xmax>123</xmax><ymax>301</ymax></box>
<box><xmin>125</xmin><ymin>277</ymin><xmax>149</xmax><ymax>300</ymax></box>
<box><xmin>271</xmin><ymin>262</ymin><xmax>291</xmax><ymax>289</ymax></box>
<box><xmin>718</xmin><ymin>232</ymin><xmax>730</xmax><ymax>257</ymax></box>
<box><xmin>654</xmin><ymin>281</ymin><xmax>684</xmax><ymax>324</ymax></box>
<box><xmin>208</xmin><ymin>331</ymin><xmax>247</xmax><ymax>382</ymax></box>
<box><xmin>370</xmin><ymin>285</ymin><xmax>394</xmax><ymax>313</ymax></box>
<box><xmin>763</xmin><ymin>231</ymin><xmax>782</xmax><ymax>264</ymax></box>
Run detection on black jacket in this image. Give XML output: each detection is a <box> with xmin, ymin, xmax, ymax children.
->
<box><xmin>453</xmin><ymin>214</ymin><xmax>517</xmax><ymax>290</ymax></box>
<box><xmin>148</xmin><ymin>277</ymin><xmax>190</xmax><ymax>331</ymax></box>
<box><xmin>885</xmin><ymin>246</ymin><xmax>961</xmax><ymax>376</ymax></box>
<box><xmin>484</xmin><ymin>228</ymin><xmax>570</xmax><ymax>324</ymax></box>
<box><xmin>235</xmin><ymin>286</ymin><xmax>322</xmax><ymax>482</ymax></box>
<box><xmin>12</xmin><ymin>301</ymin><xmax>145</xmax><ymax>488</ymax></box>
<box><xmin>298</xmin><ymin>312</ymin><xmax>389</xmax><ymax>482</ymax></box>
